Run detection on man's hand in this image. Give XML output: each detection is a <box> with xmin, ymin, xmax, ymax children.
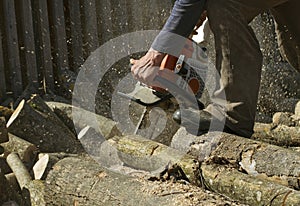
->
<box><xmin>130</xmin><ymin>48</ymin><xmax>166</xmax><ymax>85</ymax></box>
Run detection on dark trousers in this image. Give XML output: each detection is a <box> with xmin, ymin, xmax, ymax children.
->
<box><xmin>205</xmin><ymin>0</ymin><xmax>300</xmax><ymax>137</ymax></box>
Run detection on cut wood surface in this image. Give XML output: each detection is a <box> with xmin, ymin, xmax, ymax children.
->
<box><xmin>7</xmin><ymin>99</ymin><xmax>84</xmax><ymax>153</ymax></box>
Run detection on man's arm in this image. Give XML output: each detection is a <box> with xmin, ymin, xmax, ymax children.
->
<box><xmin>131</xmin><ymin>0</ymin><xmax>206</xmax><ymax>85</ymax></box>
<box><xmin>151</xmin><ymin>0</ymin><xmax>206</xmax><ymax>54</ymax></box>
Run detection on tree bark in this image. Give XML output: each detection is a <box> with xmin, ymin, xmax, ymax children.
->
<box><xmin>43</xmin><ymin>156</ymin><xmax>190</xmax><ymax>206</ymax></box>
<box><xmin>186</xmin><ymin>132</ymin><xmax>300</xmax><ymax>190</ymax></box>
<box><xmin>253</xmin><ymin>123</ymin><xmax>300</xmax><ymax>147</ymax></box>
<box><xmin>6</xmin><ymin>153</ymin><xmax>32</xmax><ymax>190</ymax></box>
<box><xmin>201</xmin><ymin>163</ymin><xmax>300</xmax><ymax>206</ymax></box>
<box><xmin>43</xmin><ymin>156</ymin><xmax>240</xmax><ymax>206</ymax></box>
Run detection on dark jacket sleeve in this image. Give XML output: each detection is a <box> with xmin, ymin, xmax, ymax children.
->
<box><xmin>151</xmin><ymin>0</ymin><xmax>206</xmax><ymax>55</ymax></box>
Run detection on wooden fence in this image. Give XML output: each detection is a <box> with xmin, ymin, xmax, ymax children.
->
<box><xmin>0</xmin><ymin>0</ymin><xmax>173</xmax><ymax>102</ymax></box>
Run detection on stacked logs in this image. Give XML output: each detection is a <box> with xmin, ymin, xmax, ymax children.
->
<box><xmin>0</xmin><ymin>94</ymin><xmax>300</xmax><ymax>205</ymax></box>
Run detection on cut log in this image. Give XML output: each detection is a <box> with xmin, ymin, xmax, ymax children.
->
<box><xmin>46</xmin><ymin>101</ymin><xmax>121</xmax><ymax>139</ymax></box>
<box><xmin>1</xmin><ymin>133</ymin><xmax>38</xmax><ymax>166</ymax></box>
<box><xmin>108</xmin><ymin>135</ymin><xmax>201</xmax><ymax>185</ymax></box>
<box><xmin>185</xmin><ymin>132</ymin><xmax>300</xmax><ymax>190</ymax></box>
<box><xmin>0</xmin><ymin>117</ymin><xmax>8</xmax><ymax>143</ymax></box>
<box><xmin>35</xmin><ymin>152</ymin><xmax>78</xmax><ymax>180</ymax></box>
<box><xmin>44</xmin><ymin>156</ymin><xmax>172</xmax><ymax>206</ymax></box>
<box><xmin>201</xmin><ymin>163</ymin><xmax>300</xmax><ymax>206</ymax></box>
<box><xmin>6</xmin><ymin>153</ymin><xmax>32</xmax><ymax>189</ymax></box>
<box><xmin>7</xmin><ymin>99</ymin><xmax>84</xmax><ymax>153</ymax></box>
<box><xmin>253</xmin><ymin>123</ymin><xmax>300</xmax><ymax>147</ymax></box>
<box><xmin>44</xmin><ymin>156</ymin><xmax>241</xmax><ymax>206</ymax></box>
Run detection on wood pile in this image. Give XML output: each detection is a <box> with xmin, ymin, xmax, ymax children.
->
<box><xmin>0</xmin><ymin>94</ymin><xmax>300</xmax><ymax>205</ymax></box>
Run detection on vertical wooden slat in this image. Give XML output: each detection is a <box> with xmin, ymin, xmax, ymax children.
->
<box><xmin>32</xmin><ymin>0</ymin><xmax>54</xmax><ymax>92</ymax></box>
<box><xmin>68</xmin><ymin>0</ymin><xmax>84</xmax><ymax>72</ymax></box>
<box><xmin>48</xmin><ymin>0</ymin><xmax>69</xmax><ymax>70</ymax></box>
<box><xmin>97</xmin><ymin>0</ymin><xmax>113</xmax><ymax>44</ymax></box>
<box><xmin>82</xmin><ymin>0</ymin><xmax>99</xmax><ymax>56</ymax></box>
<box><xmin>2</xmin><ymin>0</ymin><xmax>23</xmax><ymax>97</ymax></box>
<box><xmin>0</xmin><ymin>31</ymin><xmax>6</xmax><ymax>101</ymax></box>
<box><xmin>19</xmin><ymin>0</ymin><xmax>38</xmax><ymax>87</ymax></box>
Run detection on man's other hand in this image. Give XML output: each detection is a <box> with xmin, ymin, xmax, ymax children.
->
<box><xmin>130</xmin><ymin>48</ymin><xmax>166</xmax><ymax>85</ymax></box>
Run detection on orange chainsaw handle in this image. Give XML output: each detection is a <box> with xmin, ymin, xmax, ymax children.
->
<box><xmin>153</xmin><ymin>39</ymin><xmax>194</xmax><ymax>92</ymax></box>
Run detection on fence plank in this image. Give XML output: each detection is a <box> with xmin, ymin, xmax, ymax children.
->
<box><xmin>0</xmin><ymin>30</ymin><xmax>6</xmax><ymax>101</ymax></box>
<box><xmin>19</xmin><ymin>0</ymin><xmax>38</xmax><ymax>87</ymax></box>
<box><xmin>32</xmin><ymin>0</ymin><xmax>54</xmax><ymax>92</ymax></box>
<box><xmin>2</xmin><ymin>0</ymin><xmax>23</xmax><ymax>97</ymax></box>
<box><xmin>68</xmin><ymin>0</ymin><xmax>84</xmax><ymax>72</ymax></box>
<box><xmin>48</xmin><ymin>0</ymin><xmax>69</xmax><ymax>70</ymax></box>
<box><xmin>97</xmin><ymin>0</ymin><xmax>113</xmax><ymax>44</ymax></box>
<box><xmin>82</xmin><ymin>0</ymin><xmax>99</xmax><ymax>56</ymax></box>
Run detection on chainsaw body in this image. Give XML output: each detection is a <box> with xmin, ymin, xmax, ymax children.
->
<box><xmin>152</xmin><ymin>39</ymin><xmax>208</xmax><ymax>107</ymax></box>
<box><xmin>119</xmin><ymin>39</ymin><xmax>208</xmax><ymax>110</ymax></box>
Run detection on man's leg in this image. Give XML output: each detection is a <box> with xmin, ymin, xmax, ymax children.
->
<box><xmin>205</xmin><ymin>0</ymin><xmax>265</xmax><ymax>137</ymax></box>
<box><xmin>271</xmin><ymin>0</ymin><xmax>300</xmax><ymax>72</ymax></box>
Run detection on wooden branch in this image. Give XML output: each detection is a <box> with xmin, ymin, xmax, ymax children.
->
<box><xmin>108</xmin><ymin>135</ymin><xmax>200</xmax><ymax>185</ymax></box>
<box><xmin>6</xmin><ymin>153</ymin><xmax>32</xmax><ymax>189</ymax></box>
<box><xmin>1</xmin><ymin>133</ymin><xmax>38</xmax><ymax>165</ymax></box>
<box><xmin>7</xmin><ymin>99</ymin><xmax>84</xmax><ymax>153</ymax></box>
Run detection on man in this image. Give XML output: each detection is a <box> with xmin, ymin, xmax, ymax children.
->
<box><xmin>131</xmin><ymin>0</ymin><xmax>300</xmax><ymax>138</ymax></box>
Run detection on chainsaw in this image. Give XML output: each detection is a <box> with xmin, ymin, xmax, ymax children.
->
<box><xmin>118</xmin><ymin>39</ymin><xmax>208</xmax><ymax>114</ymax></box>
